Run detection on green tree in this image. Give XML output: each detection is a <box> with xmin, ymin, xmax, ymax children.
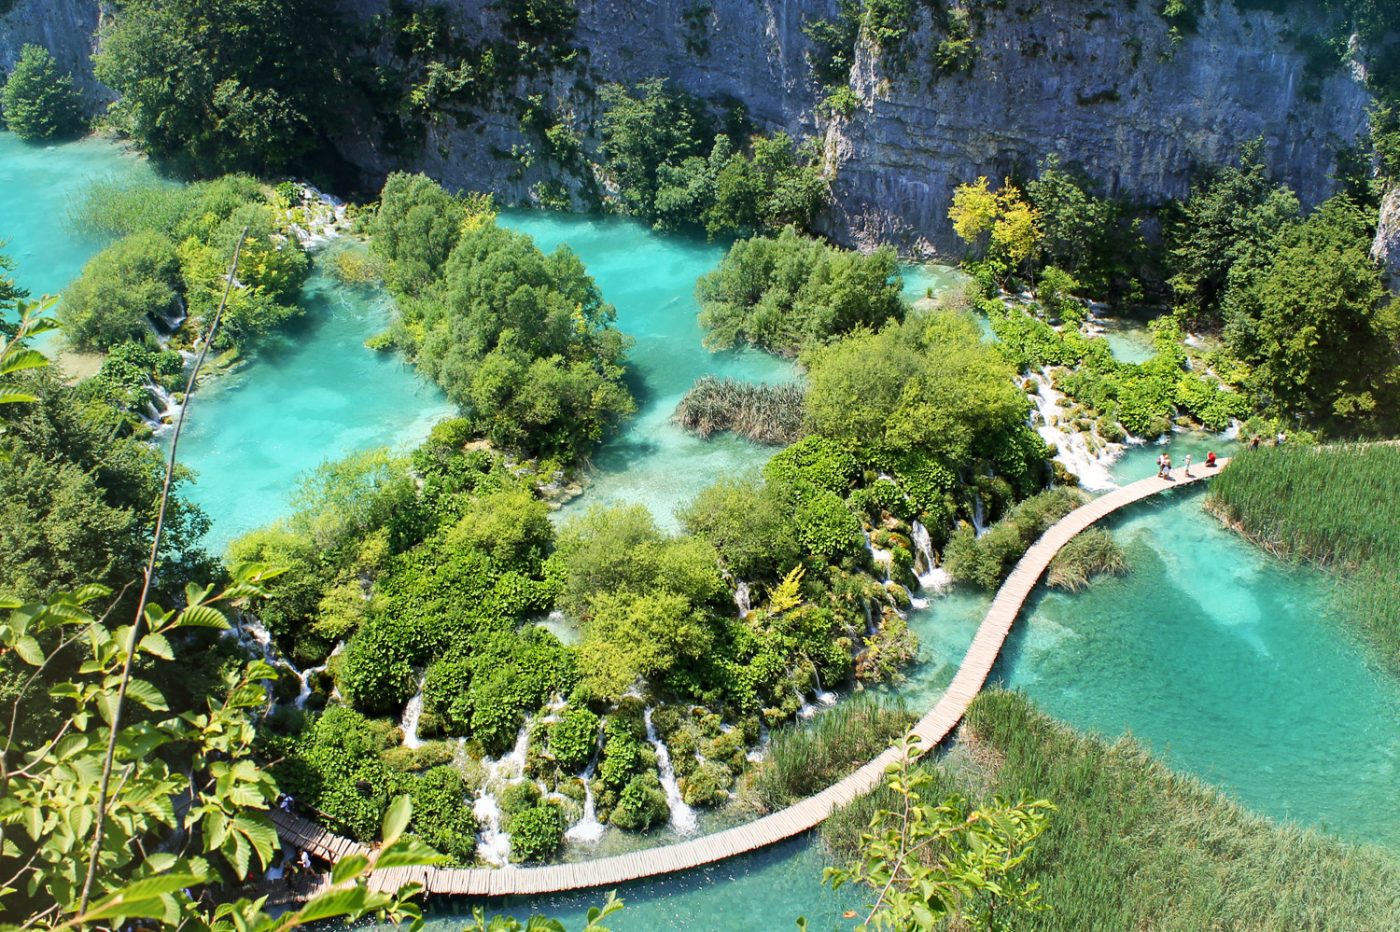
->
<box><xmin>58</xmin><ymin>231</ymin><xmax>182</xmax><ymax>352</ymax></box>
<box><xmin>696</xmin><ymin>226</ymin><xmax>903</xmax><ymax>356</ymax></box>
<box><xmin>0</xmin><ymin>44</ymin><xmax>83</xmax><ymax>140</ymax></box>
<box><xmin>1167</xmin><ymin>140</ymin><xmax>1300</xmax><ymax>327</ymax></box>
<box><xmin>576</xmin><ymin>588</ymin><xmax>715</xmax><ymax>700</ymax></box>
<box><xmin>1224</xmin><ymin>196</ymin><xmax>1397</xmax><ymax>430</ymax></box>
<box><xmin>822</xmin><ymin>740</ymin><xmax>1055</xmax><ymax>931</ymax></box>
<box><xmin>598</xmin><ymin>77</ymin><xmax>710</xmax><ymax>216</ymax></box>
<box><xmin>93</xmin><ymin>0</ymin><xmax>345</xmax><ymax>173</ymax></box>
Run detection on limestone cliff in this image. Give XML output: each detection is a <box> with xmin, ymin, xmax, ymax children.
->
<box><xmin>0</xmin><ymin>0</ymin><xmax>110</xmax><ymax>109</ymax></box>
<box><xmin>1374</xmin><ymin>187</ymin><xmax>1400</xmax><ymax>290</ymax></box>
<box><xmin>1</xmin><ymin>0</ymin><xmax>1378</xmax><ymax>257</ymax></box>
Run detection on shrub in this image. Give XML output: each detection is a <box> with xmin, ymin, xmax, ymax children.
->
<box><xmin>679</xmin><ymin>476</ymin><xmax>802</xmax><ymax>582</ymax></box>
<box><xmin>610</xmin><ymin>773</ymin><xmax>669</xmax><ymax>830</ymax></box>
<box><xmin>944</xmin><ymin>488</ymin><xmax>1084</xmax><ymax>589</ymax></box>
<box><xmin>508</xmin><ymin>803</ymin><xmax>567</xmax><ymax>861</ymax></box>
<box><xmin>697</xmin><ymin>226</ymin><xmax>903</xmax><ymax>356</ymax></box>
<box><xmin>410</xmin><ymin>766</ymin><xmax>478</xmax><ymax>863</ymax></box>
<box><xmin>0</xmin><ymin>44</ymin><xmax>83</xmax><ymax>140</ymax></box>
<box><xmin>58</xmin><ymin>232</ymin><xmax>181</xmax><ymax>352</ymax></box>
<box><xmin>548</xmin><ymin>708</ymin><xmax>601</xmax><ymax>772</ymax></box>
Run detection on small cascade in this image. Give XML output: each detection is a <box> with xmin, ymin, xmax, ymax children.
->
<box><xmin>796</xmin><ymin>688</ymin><xmax>818</xmax><ymax>720</ymax></box>
<box><xmin>472</xmin><ymin>721</ymin><xmax>532</xmax><ymax>866</ymax></box>
<box><xmin>1027</xmin><ymin>371</ymin><xmax>1122</xmax><ymax>491</ymax></box>
<box><xmin>472</xmin><ymin>793</ymin><xmax>511</xmax><ymax>867</ymax></box>
<box><xmin>866</xmin><ymin>535</ymin><xmax>894</xmax><ymax>582</ymax></box>
<box><xmin>746</xmin><ymin>722</ymin><xmax>770</xmax><ymax>763</ymax></box>
<box><xmin>399</xmin><ymin>678</ymin><xmax>426</xmax><ymax>749</ymax></box>
<box><xmin>734</xmin><ymin>581</ymin><xmax>752</xmax><ymax>618</ymax></box>
<box><xmin>145</xmin><ymin>384</ymin><xmax>183</xmax><ymax>430</ymax></box>
<box><xmin>643</xmin><ymin>708</ymin><xmax>698</xmax><ymax>835</ymax></box>
<box><xmin>564</xmin><ymin>736</ymin><xmax>606</xmax><ymax>844</ymax></box>
<box><xmin>972</xmin><ymin>492</ymin><xmax>987</xmax><ymax>537</ymax></box>
<box><xmin>910</xmin><ymin>521</ymin><xmax>953</xmax><ymax>593</ymax></box>
<box><xmin>862</xmin><ymin>599</ymin><xmax>876</xmax><ymax>636</ymax></box>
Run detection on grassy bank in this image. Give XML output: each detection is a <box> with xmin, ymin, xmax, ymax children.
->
<box><xmin>1209</xmin><ymin>444</ymin><xmax>1400</xmax><ymax>667</ymax></box>
<box><xmin>824</xmin><ymin>691</ymin><xmax>1400</xmax><ymax>930</ymax></box>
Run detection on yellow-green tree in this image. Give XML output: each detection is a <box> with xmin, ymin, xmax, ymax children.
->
<box><xmin>948</xmin><ymin>177</ymin><xmax>1044</xmax><ymax>284</ymax></box>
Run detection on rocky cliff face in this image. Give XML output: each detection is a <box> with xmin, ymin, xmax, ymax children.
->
<box><xmin>337</xmin><ymin>0</ymin><xmax>1371</xmax><ymax>256</ymax></box>
<box><xmin>2</xmin><ymin>0</ymin><xmax>1377</xmax><ymax>258</ymax></box>
<box><xmin>0</xmin><ymin>0</ymin><xmax>110</xmax><ymax>109</ymax></box>
<box><xmin>1374</xmin><ymin>187</ymin><xmax>1400</xmax><ymax>290</ymax></box>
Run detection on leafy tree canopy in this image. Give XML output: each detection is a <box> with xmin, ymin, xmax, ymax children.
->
<box><xmin>0</xmin><ymin>44</ymin><xmax>84</xmax><ymax>141</ymax></box>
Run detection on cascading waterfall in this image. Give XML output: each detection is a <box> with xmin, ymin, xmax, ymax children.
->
<box><xmin>293</xmin><ymin>642</ymin><xmax>341</xmax><ymax>709</ymax></box>
<box><xmin>746</xmin><ymin>722</ymin><xmax>770</xmax><ymax>763</ymax></box>
<box><xmin>643</xmin><ymin>708</ymin><xmax>698</xmax><ymax>835</ymax></box>
<box><xmin>910</xmin><ymin>520</ymin><xmax>952</xmax><ymax>592</ymax></box>
<box><xmin>862</xmin><ymin>599</ymin><xmax>876</xmax><ymax>636</ymax></box>
<box><xmin>399</xmin><ymin>677</ymin><xmax>426</xmax><ymax>749</ymax></box>
<box><xmin>972</xmin><ymin>491</ymin><xmax>987</xmax><ymax>536</ymax></box>
<box><xmin>1027</xmin><ymin>370</ymin><xmax>1122</xmax><ymax>491</ymax></box>
<box><xmin>734</xmin><ymin>581</ymin><xmax>752</xmax><ymax>618</ymax></box>
<box><xmin>473</xmin><ymin>721</ymin><xmax>532</xmax><ymax>866</ymax></box>
<box><xmin>563</xmin><ymin>729</ymin><xmax>606</xmax><ymax>844</ymax></box>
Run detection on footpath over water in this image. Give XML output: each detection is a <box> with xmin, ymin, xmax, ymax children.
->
<box><xmin>269</xmin><ymin>461</ymin><xmax>1228</xmax><ymax>898</ymax></box>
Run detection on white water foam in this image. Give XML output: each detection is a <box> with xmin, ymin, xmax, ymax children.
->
<box><xmin>644</xmin><ymin>708</ymin><xmax>698</xmax><ymax>835</ymax></box>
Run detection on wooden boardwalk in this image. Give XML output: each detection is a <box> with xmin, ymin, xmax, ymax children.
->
<box><xmin>270</xmin><ymin>460</ymin><xmax>1227</xmax><ymax>898</ymax></box>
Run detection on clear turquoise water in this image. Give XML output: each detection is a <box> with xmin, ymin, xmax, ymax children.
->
<box><xmin>1093</xmin><ymin>317</ymin><xmax>1157</xmax><ymax>364</ymax></box>
<box><xmin>173</xmin><ymin>246</ymin><xmax>456</xmax><ymax>551</ymax></box>
<box><xmin>0</xmin><ymin>132</ymin><xmax>165</xmax><ymax>301</ymax></box>
<box><xmin>500</xmin><ymin>211</ymin><xmax>796</xmax><ymax>530</ymax></box>
<box><xmin>9</xmin><ymin>137</ymin><xmax>1398</xmax><ymax>924</ymax></box>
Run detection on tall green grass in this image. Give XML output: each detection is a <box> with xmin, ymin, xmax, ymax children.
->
<box><xmin>824</xmin><ymin>691</ymin><xmax>1400</xmax><ymax>930</ymax></box>
<box><xmin>672</xmin><ymin>375</ymin><xmax>806</xmax><ymax>445</ymax></box>
<box><xmin>750</xmin><ymin>694</ymin><xmax>912</xmax><ymax>810</ymax></box>
<box><xmin>1210</xmin><ymin>444</ymin><xmax>1400</xmax><ymax>667</ymax></box>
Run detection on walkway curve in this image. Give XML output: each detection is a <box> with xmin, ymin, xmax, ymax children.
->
<box><xmin>270</xmin><ymin>460</ymin><xmax>1228</xmax><ymax>898</ymax></box>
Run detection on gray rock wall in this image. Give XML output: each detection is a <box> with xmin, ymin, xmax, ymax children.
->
<box><xmin>1</xmin><ymin>0</ymin><xmax>1378</xmax><ymax>259</ymax></box>
<box><xmin>0</xmin><ymin>0</ymin><xmax>110</xmax><ymax>110</ymax></box>
<box><xmin>1374</xmin><ymin>187</ymin><xmax>1400</xmax><ymax>290</ymax></box>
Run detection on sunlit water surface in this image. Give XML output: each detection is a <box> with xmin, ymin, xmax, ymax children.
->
<box><xmin>9</xmin><ymin>137</ymin><xmax>1398</xmax><ymax>928</ymax></box>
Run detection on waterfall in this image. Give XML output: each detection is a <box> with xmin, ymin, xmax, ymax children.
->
<box><xmin>1026</xmin><ymin>370</ymin><xmax>1122</xmax><ymax>491</ymax></box>
<box><xmin>862</xmin><ymin>599</ymin><xmax>876</xmax><ymax>636</ymax></box>
<box><xmin>643</xmin><ymin>708</ymin><xmax>698</xmax><ymax>835</ymax></box>
<box><xmin>473</xmin><ymin>721</ymin><xmax>532</xmax><ymax>866</ymax></box>
<box><xmin>796</xmin><ymin>688</ymin><xmax>818</xmax><ymax>720</ymax></box>
<box><xmin>399</xmin><ymin>677</ymin><xmax>426</xmax><ymax>749</ymax></box>
<box><xmin>972</xmin><ymin>492</ymin><xmax>987</xmax><ymax>537</ymax></box>
<box><xmin>867</xmin><ymin>541</ymin><xmax>894</xmax><ymax>582</ymax></box>
<box><xmin>564</xmin><ymin>733</ymin><xmax>606</xmax><ymax>844</ymax></box>
<box><xmin>746</xmin><ymin>722</ymin><xmax>770</xmax><ymax>763</ymax></box>
<box><xmin>734</xmin><ymin>581</ymin><xmax>752</xmax><ymax>618</ymax></box>
<box><xmin>910</xmin><ymin>521</ymin><xmax>952</xmax><ymax>592</ymax></box>
<box><xmin>292</xmin><ymin>642</ymin><xmax>341</xmax><ymax>709</ymax></box>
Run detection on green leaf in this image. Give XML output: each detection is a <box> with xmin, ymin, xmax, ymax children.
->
<box><xmin>138</xmin><ymin>632</ymin><xmax>174</xmax><ymax>660</ymax></box>
<box><xmin>331</xmin><ymin>853</ymin><xmax>370</xmax><ymax>884</ymax></box>
<box><xmin>292</xmin><ymin>887</ymin><xmax>373</xmax><ymax>924</ymax></box>
<box><xmin>174</xmin><ymin>604</ymin><xmax>229</xmax><ymax>630</ymax></box>
<box><xmin>125</xmin><ymin>678</ymin><xmax>169</xmax><ymax>712</ymax></box>
<box><xmin>380</xmin><ymin>794</ymin><xmax>412</xmax><ymax>846</ymax></box>
<box><xmin>372</xmin><ymin>836</ymin><xmax>450</xmax><ymax>871</ymax></box>
<box><xmin>11</xmin><ymin>635</ymin><xmax>44</xmax><ymax>666</ymax></box>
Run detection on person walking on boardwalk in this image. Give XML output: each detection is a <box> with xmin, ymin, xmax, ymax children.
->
<box><xmin>1184</xmin><ymin>453</ymin><xmax>1192</xmax><ymax>477</ymax></box>
<box><xmin>1206</xmin><ymin>450</ymin><xmax>1217</xmax><ymax>468</ymax></box>
<box><xmin>1156</xmin><ymin>453</ymin><xmax>1167</xmax><ymax>478</ymax></box>
<box><xmin>1251</xmin><ymin>435</ymin><xmax>1260</xmax><ymax>451</ymax></box>
<box><xmin>1162</xmin><ymin>453</ymin><xmax>1172</xmax><ymax>478</ymax></box>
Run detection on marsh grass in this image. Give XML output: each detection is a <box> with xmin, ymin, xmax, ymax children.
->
<box><xmin>823</xmin><ymin>691</ymin><xmax>1400</xmax><ymax>930</ymax></box>
<box><xmin>1210</xmin><ymin>444</ymin><xmax>1400</xmax><ymax>666</ymax></box>
<box><xmin>673</xmin><ymin>375</ymin><xmax>806</xmax><ymax>445</ymax></box>
<box><xmin>1046</xmin><ymin>527</ymin><xmax>1127</xmax><ymax>591</ymax></box>
<box><xmin>750</xmin><ymin>694</ymin><xmax>912</xmax><ymax>810</ymax></box>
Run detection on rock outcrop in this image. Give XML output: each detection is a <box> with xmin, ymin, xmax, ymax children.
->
<box><xmin>1374</xmin><ymin>186</ymin><xmax>1400</xmax><ymax>291</ymax></box>
<box><xmin>0</xmin><ymin>0</ymin><xmax>111</xmax><ymax>109</ymax></box>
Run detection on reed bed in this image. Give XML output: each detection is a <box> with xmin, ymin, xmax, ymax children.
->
<box><xmin>673</xmin><ymin>375</ymin><xmax>806</xmax><ymax>445</ymax></box>
<box><xmin>1210</xmin><ymin>443</ymin><xmax>1400</xmax><ymax>666</ymax></box>
<box><xmin>749</xmin><ymin>695</ymin><xmax>912</xmax><ymax>810</ymax></box>
<box><xmin>1046</xmin><ymin>527</ymin><xmax>1127</xmax><ymax>591</ymax></box>
<box><xmin>823</xmin><ymin>691</ymin><xmax>1400</xmax><ymax>930</ymax></box>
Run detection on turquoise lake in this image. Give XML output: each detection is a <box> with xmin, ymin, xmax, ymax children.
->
<box><xmin>8</xmin><ymin>133</ymin><xmax>1400</xmax><ymax>928</ymax></box>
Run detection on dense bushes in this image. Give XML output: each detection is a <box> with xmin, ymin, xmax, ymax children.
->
<box><xmin>71</xmin><ymin>175</ymin><xmax>311</xmax><ymax>353</ymax></box>
<box><xmin>371</xmin><ymin>174</ymin><xmax>634</xmax><ymax>464</ymax></box>
<box><xmin>410</xmin><ymin>766</ymin><xmax>478</xmax><ymax>863</ymax></box>
<box><xmin>598</xmin><ymin>78</ymin><xmax>827</xmax><ymax>236</ymax></box>
<box><xmin>0</xmin><ymin>44</ymin><xmax>83</xmax><ymax>141</ymax></box>
<box><xmin>94</xmin><ymin>0</ymin><xmax>346</xmax><ymax>174</ymax></box>
<box><xmin>58</xmin><ymin>232</ymin><xmax>182</xmax><ymax>352</ymax></box>
<box><xmin>697</xmin><ymin>227</ymin><xmax>903</xmax><ymax>356</ymax></box>
<box><xmin>944</xmin><ymin>488</ymin><xmax>1084</xmax><ymax>589</ymax></box>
